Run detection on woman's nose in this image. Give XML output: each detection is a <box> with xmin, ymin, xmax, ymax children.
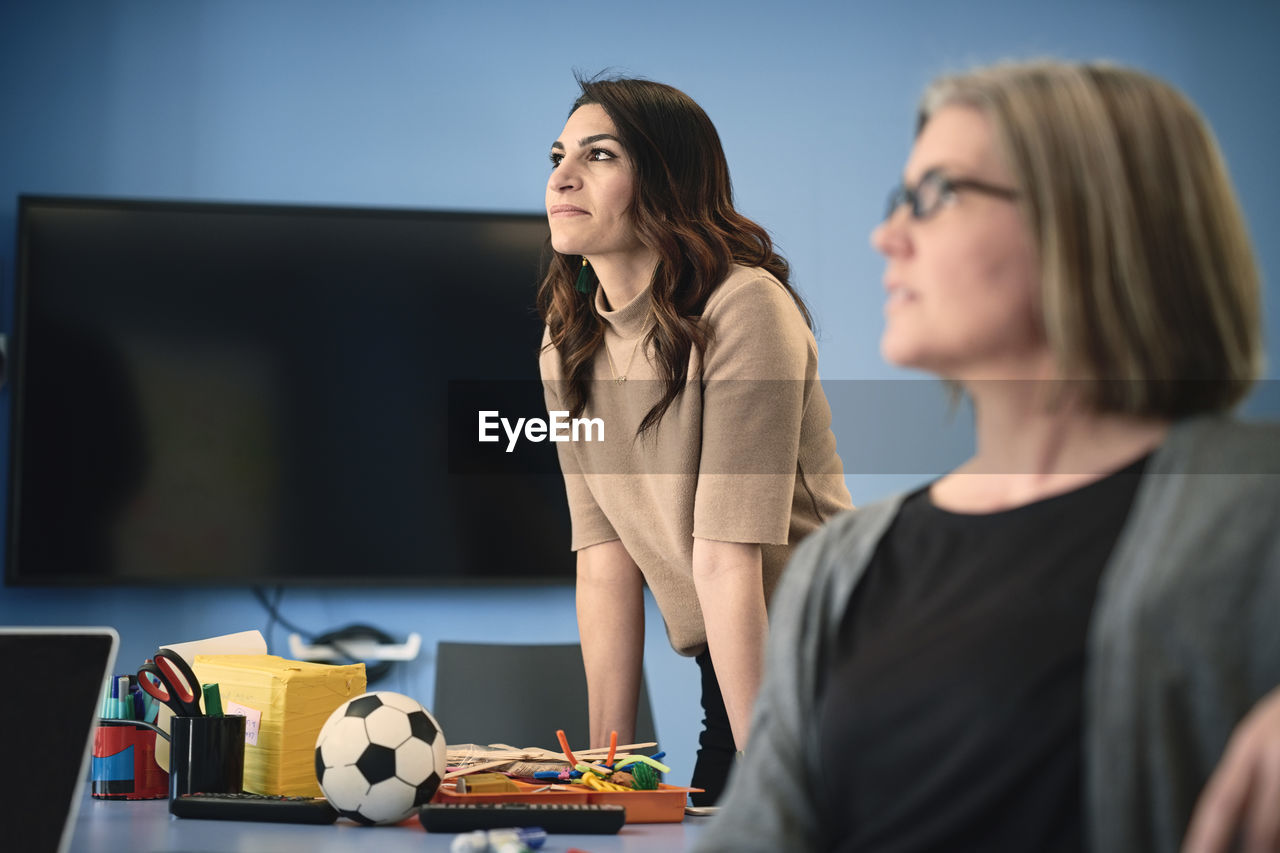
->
<box><xmin>871</xmin><ymin>209</ymin><xmax>910</xmax><ymax>256</ymax></box>
<box><xmin>549</xmin><ymin>158</ymin><xmax>581</xmax><ymax>192</ymax></box>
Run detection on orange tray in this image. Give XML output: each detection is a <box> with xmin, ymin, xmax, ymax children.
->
<box><xmin>432</xmin><ymin>778</ymin><xmax>701</xmax><ymax>823</ymax></box>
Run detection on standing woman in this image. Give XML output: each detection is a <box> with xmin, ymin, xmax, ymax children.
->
<box><xmin>538</xmin><ymin>74</ymin><xmax>852</xmax><ymax>804</ymax></box>
<box><xmin>696</xmin><ymin>60</ymin><xmax>1280</xmax><ymax>852</ymax></box>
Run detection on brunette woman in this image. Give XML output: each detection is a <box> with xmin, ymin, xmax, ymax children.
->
<box><xmin>538</xmin><ymin>75</ymin><xmax>852</xmax><ymax>804</ymax></box>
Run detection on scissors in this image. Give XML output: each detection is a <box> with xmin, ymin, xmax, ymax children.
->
<box><xmin>137</xmin><ymin>648</ymin><xmax>203</xmax><ymax>717</ymax></box>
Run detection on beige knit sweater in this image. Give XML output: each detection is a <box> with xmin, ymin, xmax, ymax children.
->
<box><xmin>540</xmin><ymin>265</ymin><xmax>851</xmax><ymax>656</ymax></box>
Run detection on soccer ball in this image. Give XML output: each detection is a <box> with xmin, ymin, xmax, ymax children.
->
<box><xmin>314</xmin><ymin>691</ymin><xmax>448</xmax><ymax>825</ymax></box>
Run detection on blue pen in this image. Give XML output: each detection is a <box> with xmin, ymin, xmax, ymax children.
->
<box><xmin>131</xmin><ymin>682</ymin><xmax>146</xmax><ymax>721</ymax></box>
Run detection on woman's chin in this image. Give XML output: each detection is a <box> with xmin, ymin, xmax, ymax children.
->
<box><xmin>880</xmin><ymin>337</ymin><xmax>930</xmax><ymax>373</ymax></box>
<box><xmin>547</xmin><ymin>229</ymin><xmax>584</xmax><ymax>257</ymax></box>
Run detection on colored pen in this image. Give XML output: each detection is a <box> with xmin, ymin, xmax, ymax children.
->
<box><xmin>130</xmin><ymin>680</ymin><xmax>146</xmax><ymax>720</ymax></box>
<box><xmin>117</xmin><ymin>675</ymin><xmax>132</xmax><ymax>720</ymax></box>
<box><xmin>142</xmin><ymin>689</ymin><xmax>158</xmax><ymax>723</ymax></box>
<box><xmin>202</xmin><ymin>683</ymin><xmax>223</xmax><ymax>716</ymax></box>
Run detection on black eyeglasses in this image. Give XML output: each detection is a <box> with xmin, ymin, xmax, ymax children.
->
<box><xmin>884</xmin><ymin>168</ymin><xmax>1019</xmax><ymax>221</ymax></box>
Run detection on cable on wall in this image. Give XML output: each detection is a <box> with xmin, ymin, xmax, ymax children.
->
<box><xmin>251</xmin><ymin>586</ymin><xmax>402</xmax><ymax>684</ymax></box>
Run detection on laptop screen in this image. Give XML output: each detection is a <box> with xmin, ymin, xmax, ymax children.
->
<box><xmin>0</xmin><ymin>627</ymin><xmax>119</xmax><ymax>853</ymax></box>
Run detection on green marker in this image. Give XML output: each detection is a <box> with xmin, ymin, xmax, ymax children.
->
<box><xmin>201</xmin><ymin>682</ymin><xmax>223</xmax><ymax>716</ymax></box>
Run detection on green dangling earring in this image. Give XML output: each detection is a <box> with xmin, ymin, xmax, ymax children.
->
<box><xmin>574</xmin><ymin>257</ymin><xmax>592</xmax><ymax>295</ymax></box>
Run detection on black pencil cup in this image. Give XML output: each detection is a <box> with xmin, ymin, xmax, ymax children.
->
<box><xmin>167</xmin><ymin>715</ymin><xmax>246</xmax><ymax>806</ymax></box>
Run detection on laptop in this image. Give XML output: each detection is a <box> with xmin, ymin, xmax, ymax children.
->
<box><xmin>0</xmin><ymin>627</ymin><xmax>119</xmax><ymax>853</ymax></box>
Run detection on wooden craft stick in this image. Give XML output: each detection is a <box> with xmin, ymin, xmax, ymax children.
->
<box><xmin>443</xmin><ymin>760</ymin><xmax>513</xmax><ymax>779</ymax></box>
<box><xmin>577</xmin><ymin>741</ymin><xmax>657</xmax><ymax>755</ymax></box>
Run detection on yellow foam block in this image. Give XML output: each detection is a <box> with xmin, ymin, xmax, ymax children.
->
<box><xmin>192</xmin><ymin>654</ymin><xmax>366</xmax><ymax>796</ymax></box>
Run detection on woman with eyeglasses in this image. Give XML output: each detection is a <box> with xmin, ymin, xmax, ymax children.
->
<box><xmin>694</xmin><ymin>60</ymin><xmax>1280</xmax><ymax>852</ymax></box>
<box><xmin>537</xmin><ymin>74</ymin><xmax>852</xmax><ymax>805</ymax></box>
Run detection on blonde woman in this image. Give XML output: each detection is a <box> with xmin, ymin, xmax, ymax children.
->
<box><xmin>696</xmin><ymin>61</ymin><xmax>1279</xmax><ymax>852</ymax></box>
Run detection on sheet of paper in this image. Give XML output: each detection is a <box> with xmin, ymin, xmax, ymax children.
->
<box><xmin>159</xmin><ymin>629</ymin><xmax>267</xmax><ymax>668</ymax></box>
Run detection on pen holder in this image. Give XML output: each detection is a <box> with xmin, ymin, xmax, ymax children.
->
<box><xmin>167</xmin><ymin>715</ymin><xmax>246</xmax><ymax>805</ymax></box>
<box><xmin>91</xmin><ymin>722</ymin><xmax>168</xmax><ymax>800</ymax></box>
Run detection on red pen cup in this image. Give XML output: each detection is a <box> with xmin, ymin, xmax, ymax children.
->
<box><xmin>91</xmin><ymin>722</ymin><xmax>168</xmax><ymax>800</ymax></box>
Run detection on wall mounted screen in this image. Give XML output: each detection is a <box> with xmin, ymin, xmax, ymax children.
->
<box><xmin>7</xmin><ymin>196</ymin><xmax>573</xmax><ymax>586</ymax></box>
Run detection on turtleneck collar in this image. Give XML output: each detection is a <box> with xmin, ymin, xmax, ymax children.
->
<box><xmin>594</xmin><ymin>280</ymin><xmax>653</xmax><ymax>340</ymax></box>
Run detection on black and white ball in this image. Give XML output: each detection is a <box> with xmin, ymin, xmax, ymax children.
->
<box><xmin>314</xmin><ymin>691</ymin><xmax>448</xmax><ymax>825</ymax></box>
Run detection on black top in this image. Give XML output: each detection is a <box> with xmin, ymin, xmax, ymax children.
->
<box><xmin>818</xmin><ymin>457</ymin><xmax>1147</xmax><ymax>852</ymax></box>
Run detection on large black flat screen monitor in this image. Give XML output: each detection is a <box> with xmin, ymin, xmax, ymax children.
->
<box><xmin>7</xmin><ymin>195</ymin><xmax>573</xmax><ymax>586</ymax></box>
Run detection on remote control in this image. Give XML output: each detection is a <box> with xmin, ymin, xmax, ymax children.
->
<box><xmin>171</xmin><ymin>792</ymin><xmax>339</xmax><ymax>824</ymax></box>
<box><xmin>419</xmin><ymin>802</ymin><xmax>626</xmax><ymax>834</ymax></box>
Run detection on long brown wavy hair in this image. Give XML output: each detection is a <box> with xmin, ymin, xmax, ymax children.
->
<box><xmin>537</xmin><ymin>74</ymin><xmax>812</xmax><ymax>435</ymax></box>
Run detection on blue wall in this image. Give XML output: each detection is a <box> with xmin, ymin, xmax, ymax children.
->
<box><xmin>2</xmin><ymin>0</ymin><xmax>1277</xmax><ymax>784</ymax></box>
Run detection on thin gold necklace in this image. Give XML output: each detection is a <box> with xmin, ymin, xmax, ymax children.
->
<box><xmin>605</xmin><ymin>335</ymin><xmax>644</xmax><ymax>384</ymax></box>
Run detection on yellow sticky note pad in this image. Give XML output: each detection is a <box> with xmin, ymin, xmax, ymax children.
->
<box><xmin>192</xmin><ymin>654</ymin><xmax>366</xmax><ymax>796</ymax></box>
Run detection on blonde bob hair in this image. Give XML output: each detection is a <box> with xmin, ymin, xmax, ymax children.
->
<box><xmin>920</xmin><ymin>60</ymin><xmax>1262</xmax><ymax>418</ymax></box>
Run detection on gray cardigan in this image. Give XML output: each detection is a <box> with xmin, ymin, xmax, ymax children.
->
<box><xmin>693</xmin><ymin>416</ymin><xmax>1280</xmax><ymax>852</ymax></box>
